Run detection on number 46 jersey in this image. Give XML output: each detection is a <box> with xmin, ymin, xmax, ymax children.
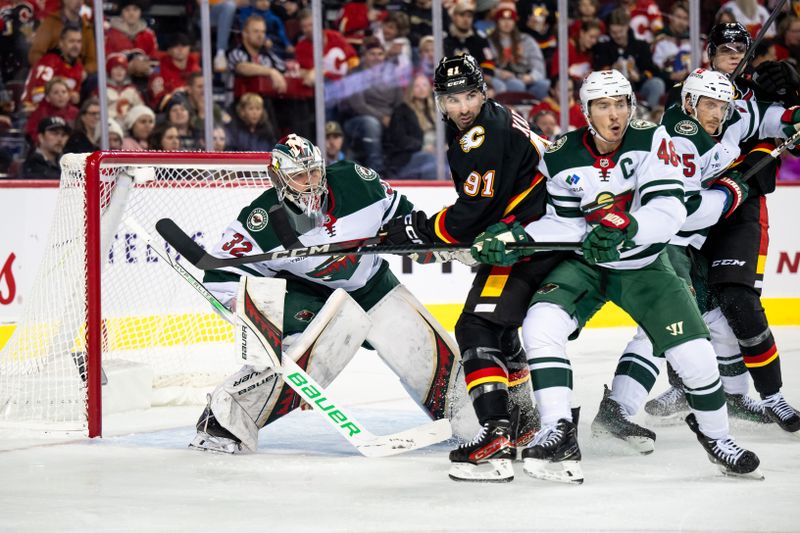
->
<box><xmin>529</xmin><ymin>120</ymin><xmax>687</xmax><ymax>270</ymax></box>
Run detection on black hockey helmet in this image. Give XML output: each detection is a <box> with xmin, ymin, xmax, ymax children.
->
<box><xmin>433</xmin><ymin>54</ymin><xmax>487</xmax><ymax>97</ymax></box>
<box><xmin>707</xmin><ymin>22</ymin><xmax>752</xmax><ymax>58</ymax></box>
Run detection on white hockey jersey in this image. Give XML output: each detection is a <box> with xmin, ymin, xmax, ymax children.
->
<box><xmin>526</xmin><ymin>120</ymin><xmax>686</xmax><ymax>270</ymax></box>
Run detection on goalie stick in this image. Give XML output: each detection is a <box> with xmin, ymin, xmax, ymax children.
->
<box><xmin>155</xmin><ymin>217</ymin><xmax>580</xmax><ymax>270</ymax></box>
<box><xmin>125</xmin><ymin>217</ymin><xmax>452</xmax><ymax>458</ymax></box>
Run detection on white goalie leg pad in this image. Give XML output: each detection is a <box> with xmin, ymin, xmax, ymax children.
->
<box><xmin>235</xmin><ymin>276</ymin><xmax>286</xmax><ymax>371</ymax></box>
<box><xmin>704</xmin><ymin>307</ymin><xmax>749</xmax><ymax>395</ymax></box>
<box><xmin>365</xmin><ymin>285</ymin><xmax>477</xmax><ymax>438</ymax></box>
<box><xmin>211</xmin><ymin>287</ymin><xmax>372</xmax><ymax>452</ymax></box>
<box><xmin>665</xmin><ymin>338</ymin><xmax>728</xmax><ymax>440</ymax></box>
<box><xmin>611</xmin><ymin>327</ymin><xmax>664</xmax><ymax>417</ymax></box>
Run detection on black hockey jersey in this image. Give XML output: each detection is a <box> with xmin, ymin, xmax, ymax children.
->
<box><xmin>426</xmin><ymin>99</ymin><xmax>549</xmax><ymax>244</ymax></box>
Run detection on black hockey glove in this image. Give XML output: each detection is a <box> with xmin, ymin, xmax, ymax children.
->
<box><xmin>753</xmin><ymin>61</ymin><xmax>800</xmax><ymax>100</ymax></box>
<box><xmin>381</xmin><ymin>211</ymin><xmax>435</xmax><ymax>245</ymax></box>
<box><xmin>710</xmin><ymin>170</ymin><xmax>749</xmax><ymax>218</ymax></box>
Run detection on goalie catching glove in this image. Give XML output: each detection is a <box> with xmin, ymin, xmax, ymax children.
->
<box><xmin>470</xmin><ymin>217</ymin><xmax>534</xmax><ymax>266</ymax></box>
<box><xmin>710</xmin><ymin>170</ymin><xmax>749</xmax><ymax>219</ymax></box>
<box><xmin>582</xmin><ymin>212</ymin><xmax>638</xmax><ymax>265</ymax></box>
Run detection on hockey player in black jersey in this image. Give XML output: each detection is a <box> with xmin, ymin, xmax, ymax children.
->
<box><xmin>649</xmin><ymin>22</ymin><xmax>800</xmax><ymax>433</ymax></box>
<box><xmin>381</xmin><ymin>53</ymin><xmax>566</xmax><ymax>482</ymax></box>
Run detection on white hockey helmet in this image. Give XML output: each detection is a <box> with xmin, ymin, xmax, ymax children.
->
<box><xmin>681</xmin><ymin>68</ymin><xmax>735</xmax><ymax>131</ymax></box>
<box><xmin>579</xmin><ymin>70</ymin><xmax>637</xmax><ymax>139</ymax></box>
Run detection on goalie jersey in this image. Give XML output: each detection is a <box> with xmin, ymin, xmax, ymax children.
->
<box><xmin>204</xmin><ymin>160</ymin><xmax>413</xmax><ymax>307</ymax></box>
<box><xmin>528</xmin><ymin>120</ymin><xmax>686</xmax><ymax>270</ymax></box>
<box><xmin>661</xmin><ymin>99</ymin><xmax>787</xmax><ymax>249</ymax></box>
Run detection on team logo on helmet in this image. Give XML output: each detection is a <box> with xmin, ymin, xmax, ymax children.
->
<box><xmin>675</xmin><ymin>120</ymin><xmax>698</xmax><ymax>136</ymax></box>
<box><xmin>629</xmin><ymin>119</ymin><xmax>656</xmax><ymax>130</ymax></box>
<box><xmin>459</xmin><ymin>126</ymin><xmax>485</xmax><ymax>152</ymax></box>
<box><xmin>246</xmin><ymin>207</ymin><xmax>269</xmax><ymax>232</ymax></box>
<box><xmin>355</xmin><ymin>164</ymin><xmax>378</xmax><ymax>181</ymax></box>
<box><xmin>546</xmin><ymin>135</ymin><xmax>567</xmax><ymax>153</ymax></box>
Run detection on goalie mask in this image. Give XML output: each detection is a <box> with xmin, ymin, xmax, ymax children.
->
<box><xmin>579</xmin><ymin>69</ymin><xmax>636</xmax><ymax>143</ymax></box>
<box><xmin>270</xmin><ymin>134</ymin><xmax>327</xmax><ymax>220</ymax></box>
<box><xmin>681</xmin><ymin>68</ymin><xmax>735</xmax><ymax>135</ymax></box>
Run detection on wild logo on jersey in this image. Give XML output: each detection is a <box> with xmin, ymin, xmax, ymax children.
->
<box><xmin>307</xmin><ymin>254</ymin><xmax>360</xmax><ymax>281</ymax></box>
<box><xmin>584</xmin><ymin>190</ymin><xmax>634</xmax><ymax>224</ymax></box>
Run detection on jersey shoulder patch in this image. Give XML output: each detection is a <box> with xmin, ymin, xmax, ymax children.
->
<box><xmin>629</xmin><ymin>119</ymin><xmax>657</xmax><ymax>130</ymax></box>
<box><xmin>674</xmin><ymin>119</ymin><xmax>698</xmax><ymax>136</ymax></box>
<box><xmin>546</xmin><ymin>135</ymin><xmax>567</xmax><ymax>153</ymax></box>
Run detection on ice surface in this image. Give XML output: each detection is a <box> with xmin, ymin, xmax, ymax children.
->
<box><xmin>2</xmin><ymin>327</ymin><xmax>800</xmax><ymax>532</ymax></box>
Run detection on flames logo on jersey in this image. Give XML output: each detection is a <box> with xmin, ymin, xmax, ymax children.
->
<box><xmin>459</xmin><ymin>126</ymin><xmax>485</xmax><ymax>153</ymax></box>
<box><xmin>307</xmin><ymin>254</ymin><xmax>359</xmax><ymax>281</ymax></box>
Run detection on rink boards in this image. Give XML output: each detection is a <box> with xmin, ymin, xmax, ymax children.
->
<box><xmin>0</xmin><ymin>181</ymin><xmax>798</xmax><ymax>352</ymax></box>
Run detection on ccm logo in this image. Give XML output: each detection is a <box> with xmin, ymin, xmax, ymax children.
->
<box><xmin>712</xmin><ymin>259</ymin><xmax>746</xmax><ymax>267</ymax></box>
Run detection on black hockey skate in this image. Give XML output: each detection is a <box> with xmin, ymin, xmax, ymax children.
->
<box><xmin>509</xmin><ymin>403</ymin><xmax>541</xmax><ymax>459</ymax></box>
<box><xmin>448</xmin><ymin>419</ymin><xmax>515</xmax><ymax>482</ymax></box>
<box><xmin>726</xmin><ymin>393</ymin><xmax>772</xmax><ymax>424</ymax></box>
<box><xmin>522</xmin><ymin>418</ymin><xmax>583</xmax><ymax>484</ymax></box>
<box><xmin>591</xmin><ymin>385</ymin><xmax>656</xmax><ymax>454</ymax></box>
<box><xmin>644</xmin><ymin>364</ymin><xmax>689</xmax><ymax>422</ymax></box>
<box><xmin>685</xmin><ymin>413</ymin><xmax>763</xmax><ymax>480</ymax></box>
<box><xmin>762</xmin><ymin>392</ymin><xmax>800</xmax><ymax>433</ymax></box>
<box><xmin>189</xmin><ymin>403</ymin><xmax>243</xmax><ymax>454</ymax></box>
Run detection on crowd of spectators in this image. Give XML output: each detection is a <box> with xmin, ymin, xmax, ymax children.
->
<box><xmin>1</xmin><ymin>0</ymin><xmax>800</xmax><ymax>180</ymax></box>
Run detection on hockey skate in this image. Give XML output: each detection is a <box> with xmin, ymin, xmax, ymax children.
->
<box><xmin>522</xmin><ymin>419</ymin><xmax>583</xmax><ymax>484</ymax></box>
<box><xmin>591</xmin><ymin>385</ymin><xmax>655</xmax><ymax>454</ymax></box>
<box><xmin>762</xmin><ymin>392</ymin><xmax>800</xmax><ymax>433</ymax></box>
<box><xmin>685</xmin><ymin>413</ymin><xmax>764</xmax><ymax>480</ymax></box>
<box><xmin>726</xmin><ymin>393</ymin><xmax>772</xmax><ymax>424</ymax></box>
<box><xmin>644</xmin><ymin>386</ymin><xmax>689</xmax><ymax>422</ymax></box>
<box><xmin>448</xmin><ymin>419</ymin><xmax>515</xmax><ymax>482</ymax></box>
<box><xmin>189</xmin><ymin>404</ymin><xmax>243</xmax><ymax>454</ymax></box>
<box><xmin>509</xmin><ymin>403</ymin><xmax>541</xmax><ymax>459</ymax></box>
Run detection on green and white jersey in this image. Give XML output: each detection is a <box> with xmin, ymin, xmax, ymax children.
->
<box><xmin>204</xmin><ymin>160</ymin><xmax>412</xmax><ymax>307</ymax></box>
<box><xmin>528</xmin><ymin>120</ymin><xmax>686</xmax><ymax>270</ymax></box>
<box><xmin>662</xmin><ymin>99</ymin><xmax>786</xmax><ymax>249</ymax></box>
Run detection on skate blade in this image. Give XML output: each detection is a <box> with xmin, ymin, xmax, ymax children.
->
<box><xmin>523</xmin><ymin>458</ymin><xmax>583</xmax><ymax>484</ymax></box>
<box><xmin>449</xmin><ymin>459</ymin><xmax>514</xmax><ymax>482</ymax></box>
<box><xmin>591</xmin><ymin>427</ymin><xmax>655</xmax><ymax>455</ymax></box>
<box><xmin>188</xmin><ymin>433</ymin><xmax>241</xmax><ymax>454</ymax></box>
<box><xmin>718</xmin><ymin>464</ymin><xmax>765</xmax><ymax>481</ymax></box>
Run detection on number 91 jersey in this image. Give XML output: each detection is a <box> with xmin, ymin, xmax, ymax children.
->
<box><xmin>431</xmin><ymin>100</ymin><xmax>550</xmax><ymax>243</ymax></box>
<box><xmin>537</xmin><ymin>120</ymin><xmax>686</xmax><ymax>269</ymax></box>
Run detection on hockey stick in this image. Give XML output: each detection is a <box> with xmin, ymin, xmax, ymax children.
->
<box><xmin>125</xmin><ymin>217</ymin><xmax>452</xmax><ymax>457</ymax></box>
<box><xmin>738</xmin><ymin>127</ymin><xmax>800</xmax><ymax>182</ymax></box>
<box><xmin>155</xmin><ymin>217</ymin><xmax>580</xmax><ymax>270</ymax></box>
<box><xmin>730</xmin><ymin>0</ymin><xmax>788</xmax><ymax>82</ymax></box>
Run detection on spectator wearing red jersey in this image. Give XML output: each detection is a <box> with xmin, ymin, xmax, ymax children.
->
<box><xmin>105</xmin><ymin>0</ymin><xmax>159</xmax><ymax>78</ymax></box>
<box><xmin>550</xmin><ymin>19</ymin><xmax>600</xmax><ymax>81</ymax></box>
<box><xmin>569</xmin><ymin>0</ymin><xmax>604</xmax><ymax>41</ymax></box>
<box><xmin>775</xmin><ymin>15</ymin><xmax>800</xmax><ymax>63</ymax></box>
<box><xmin>336</xmin><ymin>0</ymin><xmax>387</xmax><ymax>47</ymax></box>
<box><xmin>29</xmin><ymin>0</ymin><xmax>96</xmax><ymax>74</ymax></box>
<box><xmin>294</xmin><ymin>8</ymin><xmax>359</xmax><ymax>85</ymax></box>
<box><xmin>105</xmin><ymin>53</ymin><xmax>144</xmax><ymax>124</ymax></box>
<box><xmin>25</xmin><ymin>77</ymin><xmax>79</xmax><ymax>141</ymax></box>
<box><xmin>24</xmin><ymin>25</ymin><xmax>85</xmax><ymax>109</ymax></box>
<box><xmin>147</xmin><ymin>33</ymin><xmax>200</xmax><ymax>108</ymax></box>
<box><xmin>527</xmin><ymin>77</ymin><xmax>585</xmax><ymax>131</ymax></box>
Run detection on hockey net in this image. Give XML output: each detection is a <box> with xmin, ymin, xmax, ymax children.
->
<box><xmin>0</xmin><ymin>151</ymin><xmax>273</xmax><ymax>436</ymax></box>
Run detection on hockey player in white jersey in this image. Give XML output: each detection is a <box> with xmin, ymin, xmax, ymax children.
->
<box><xmin>471</xmin><ymin>70</ymin><xmax>763</xmax><ymax>482</ymax></box>
<box><xmin>189</xmin><ymin>134</ymin><xmax>475</xmax><ymax>454</ymax></box>
<box><xmin>591</xmin><ymin>66</ymin><xmax>800</xmax><ymax>451</ymax></box>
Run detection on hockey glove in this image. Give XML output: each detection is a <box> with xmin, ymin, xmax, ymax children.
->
<box><xmin>780</xmin><ymin>105</ymin><xmax>800</xmax><ymax>139</ymax></box>
<box><xmin>381</xmin><ymin>211</ymin><xmax>435</xmax><ymax>245</ymax></box>
<box><xmin>753</xmin><ymin>60</ymin><xmax>800</xmax><ymax>100</ymax></box>
<box><xmin>471</xmin><ymin>219</ymin><xmax>533</xmax><ymax>266</ymax></box>
<box><xmin>710</xmin><ymin>170</ymin><xmax>749</xmax><ymax>218</ymax></box>
<box><xmin>582</xmin><ymin>212</ymin><xmax>638</xmax><ymax>265</ymax></box>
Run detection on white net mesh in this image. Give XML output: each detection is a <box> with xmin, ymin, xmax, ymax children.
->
<box><xmin>0</xmin><ymin>152</ymin><xmax>273</xmax><ymax>432</ymax></box>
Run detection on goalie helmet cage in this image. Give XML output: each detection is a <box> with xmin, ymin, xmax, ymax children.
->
<box><xmin>0</xmin><ymin>151</ymin><xmax>273</xmax><ymax>437</ymax></box>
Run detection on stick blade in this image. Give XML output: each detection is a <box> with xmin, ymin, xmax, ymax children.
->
<box><xmin>355</xmin><ymin>418</ymin><xmax>452</xmax><ymax>458</ymax></box>
<box><xmin>155</xmin><ymin>218</ymin><xmax>207</xmax><ymax>267</ymax></box>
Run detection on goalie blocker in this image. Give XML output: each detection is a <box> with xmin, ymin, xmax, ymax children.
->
<box><xmin>192</xmin><ymin>275</ymin><xmax>477</xmax><ymax>453</ymax></box>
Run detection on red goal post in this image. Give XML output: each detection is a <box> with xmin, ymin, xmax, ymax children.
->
<box><xmin>0</xmin><ymin>151</ymin><xmax>273</xmax><ymax>437</ymax></box>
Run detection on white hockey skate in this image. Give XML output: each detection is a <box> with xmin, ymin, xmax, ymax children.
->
<box><xmin>522</xmin><ymin>419</ymin><xmax>583</xmax><ymax>484</ymax></box>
